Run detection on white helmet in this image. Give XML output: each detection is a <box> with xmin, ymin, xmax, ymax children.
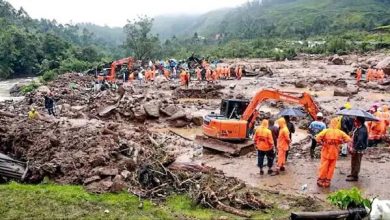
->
<box><xmin>316</xmin><ymin>112</ymin><xmax>323</xmax><ymax>118</ymax></box>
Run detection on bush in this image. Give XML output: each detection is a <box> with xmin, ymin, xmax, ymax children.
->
<box><xmin>327</xmin><ymin>187</ymin><xmax>371</xmax><ymax>209</ymax></box>
<box><xmin>21</xmin><ymin>81</ymin><xmax>39</xmax><ymax>94</ymax></box>
<box><xmin>41</xmin><ymin>70</ymin><xmax>58</xmax><ymax>82</ymax></box>
<box><xmin>58</xmin><ymin>57</ymin><xmax>90</xmax><ymax>73</ymax></box>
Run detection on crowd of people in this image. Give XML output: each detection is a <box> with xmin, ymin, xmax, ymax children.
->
<box><xmin>118</xmin><ymin>59</ymin><xmax>245</xmax><ymax>88</ymax></box>
<box><xmin>253</xmin><ymin>102</ymin><xmax>390</xmax><ymax>188</ymax></box>
<box><xmin>355</xmin><ymin>67</ymin><xmax>386</xmax><ymax>85</ymax></box>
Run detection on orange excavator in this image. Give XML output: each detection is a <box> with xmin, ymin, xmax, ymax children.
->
<box><xmin>196</xmin><ymin>89</ymin><xmax>319</xmax><ymax>156</ymax></box>
<box><xmin>98</xmin><ymin>57</ymin><xmax>134</xmax><ymax>82</ymax></box>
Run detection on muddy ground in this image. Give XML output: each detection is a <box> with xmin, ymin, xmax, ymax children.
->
<box><xmin>0</xmin><ymin>52</ymin><xmax>389</xmax><ymax>216</ymax></box>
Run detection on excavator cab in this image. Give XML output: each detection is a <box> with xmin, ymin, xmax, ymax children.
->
<box><xmin>220</xmin><ymin>99</ymin><xmax>250</xmax><ymax>119</ymax></box>
<box><xmin>203</xmin><ymin>99</ymin><xmax>250</xmax><ymax>141</ymax></box>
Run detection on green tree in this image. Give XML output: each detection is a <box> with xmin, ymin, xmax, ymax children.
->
<box><xmin>123</xmin><ymin>15</ymin><xmax>160</xmax><ymax>60</ymax></box>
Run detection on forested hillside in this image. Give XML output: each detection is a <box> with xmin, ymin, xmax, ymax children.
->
<box><xmin>0</xmin><ymin>0</ymin><xmax>124</xmax><ymax>79</ymax></box>
<box><xmin>152</xmin><ymin>0</ymin><xmax>390</xmax><ymax>39</ymax></box>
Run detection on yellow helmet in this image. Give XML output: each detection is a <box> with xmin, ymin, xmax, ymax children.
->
<box><xmin>344</xmin><ymin>102</ymin><xmax>352</xmax><ymax>110</ymax></box>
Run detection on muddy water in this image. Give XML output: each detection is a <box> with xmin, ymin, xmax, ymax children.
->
<box><xmin>0</xmin><ymin>77</ymin><xmax>36</xmax><ymax>101</ymax></box>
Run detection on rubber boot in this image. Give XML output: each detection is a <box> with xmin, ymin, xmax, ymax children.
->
<box><xmin>323</xmin><ymin>179</ymin><xmax>331</xmax><ymax>188</ymax></box>
<box><xmin>317</xmin><ymin>178</ymin><xmax>325</xmax><ymax>187</ymax></box>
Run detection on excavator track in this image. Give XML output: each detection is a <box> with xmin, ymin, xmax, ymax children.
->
<box><xmin>195</xmin><ymin>135</ymin><xmax>254</xmax><ymax>156</ymax></box>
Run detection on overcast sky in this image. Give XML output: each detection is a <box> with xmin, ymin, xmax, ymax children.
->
<box><xmin>7</xmin><ymin>0</ymin><xmax>248</xmax><ymax>27</ymax></box>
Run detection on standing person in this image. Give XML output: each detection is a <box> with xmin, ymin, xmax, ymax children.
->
<box><xmin>283</xmin><ymin>116</ymin><xmax>295</xmax><ymax>161</ymax></box>
<box><xmin>137</xmin><ymin>71</ymin><xmax>144</xmax><ymax>86</ymax></box>
<box><xmin>268</xmin><ymin>118</ymin><xmax>279</xmax><ymax>148</ymax></box>
<box><xmin>356</xmin><ymin>67</ymin><xmax>362</xmax><ymax>86</ymax></box>
<box><xmin>44</xmin><ymin>94</ymin><xmax>55</xmax><ymax>116</ymax></box>
<box><xmin>253</xmin><ymin>119</ymin><xmax>275</xmax><ymax>175</ymax></box>
<box><xmin>316</xmin><ymin>118</ymin><xmax>351</xmax><ymax>187</ymax></box>
<box><xmin>309</xmin><ymin>112</ymin><xmax>326</xmax><ymax>159</ymax></box>
<box><xmin>272</xmin><ymin>118</ymin><xmax>290</xmax><ymax>175</ymax></box>
<box><xmin>347</xmin><ymin>117</ymin><xmax>368</xmax><ymax>182</ymax></box>
<box><xmin>340</xmin><ymin>103</ymin><xmax>354</xmax><ymax>157</ymax></box>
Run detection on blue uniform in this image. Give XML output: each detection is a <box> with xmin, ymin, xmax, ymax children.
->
<box><xmin>309</xmin><ymin>121</ymin><xmax>326</xmax><ymax>136</ymax></box>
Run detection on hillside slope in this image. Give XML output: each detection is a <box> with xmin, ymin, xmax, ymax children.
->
<box><xmin>152</xmin><ymin>0</ymin><xmax>390</xmax><ymax>39</ymax></box>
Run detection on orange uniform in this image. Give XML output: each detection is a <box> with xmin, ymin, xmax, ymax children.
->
<box><xmin>316</xmin><ymin>118</ymin><xmax>351</xmax><ymax>187</ymax></box>
<box><xmin>235</xmin><ymin>66</ymin><xmax>239</xmax><ymax>79</ymax></box>
<box><xmin>382</xmin><ymin>105</ymin><xmax>390</xmax><ymax>129</ymax></box>
<box><xmin>366</xmin><ymin>68</ymin><xmax>372</xmax><ymax>81</ymax></box>
<box><xmin>356</xmin><ymin>68</ymin><xmax>362</xmax><ymax>85</ymax></box>
<box><xmin>144</xmin><ymin>70</ymin><xmax>150</xmax><ymax>81</ymax></box>
<box><xmin>163</xmin><ymin>68</ymin><xmax>170</xmax><ymax>80</ymax></box>
<box><xmin>277</xmin><ymin>118</ymin><xmax>290</xmax><ymax>169</ymax></box>
<box><xmin>253</xmin><ymin>120</ymin><xmax>274</xmax><ymax>151</ymax></box>
<box><xmin>206</xmin><ymin>68</ymin><xmax>212</xmax><ymax>81</ymax></box>
<box><xmin>180</xmin><ymin>70</ymin><xmax>189</xmax><ymax>86</ymax></box>
<box><xmin>196</xmin><ymin>68</ymin><xmax>202</xmax><ymax>81</ymax></box>
<box><xmin>237</xmin><ymin>66</ymin><xmax>243</xmax><ymax>80</ymax></box>
<box><xmin>129</xmin><ymin>72</ymin><xmax>135</xmax><ymax>81</ymax></box>
<box><xmin>368</xmin><ymin>111</ymin><xmax>386</xmax><ymax>140</ymax></box>
<box><xmin>378</xmin><ymin>69</ymin><xmax>385</xmax><ymax>82</ymax></box>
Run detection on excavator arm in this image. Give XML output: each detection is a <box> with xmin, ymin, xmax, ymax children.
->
<box><xmin>241</xmin><ymin>89</ymin><xmax>319</xmax><ymax>122</ymax></box>
<box><xmin>107</xmin><ymin>57</ymin><xmax>134</xmax><ymax>82</ymax></box>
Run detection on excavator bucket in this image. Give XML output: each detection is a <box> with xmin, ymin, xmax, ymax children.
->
<box><xmin>195</xmin><ymin>135</ymin><xmax>254</xmax><ymax>156</ymax></box>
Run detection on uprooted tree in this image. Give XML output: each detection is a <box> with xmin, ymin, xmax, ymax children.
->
<box><xmin>123</xmin><ymin>15</ymin><xmax>161</xmax><ymax>61</ymax></box>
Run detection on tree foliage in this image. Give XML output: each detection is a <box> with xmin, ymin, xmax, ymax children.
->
<box><xmin>124</xmin><ymin>16</ymin><xmax>161</xmax><ymax>60</ymax></box>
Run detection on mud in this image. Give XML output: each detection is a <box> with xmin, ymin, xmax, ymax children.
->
<box><xmin>0</xmin><ymin>53</ymin><xmax>389</xmax><ymax>215</ymax></box>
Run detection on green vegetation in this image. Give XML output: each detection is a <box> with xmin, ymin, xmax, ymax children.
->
<box><xmin>1</xmin><ymin>0</ymin><xmax>389</xmax><ymax>80</ymax></box>
<box><xmin>0</xmin><ymin>182</ymin><xmax>234</xmax><ymax>219</ymax></box>
<box><xmin>328</xmin><ymin>187</ymin><xmax>372</xmax><ymax>210</ymax></box>
<box><xmin>0</xmin><ymin>0</ymin><xmax>123</xmax><ymax>80</ymax></box>
<box><xmin>20</xmin><ymin>81</ymin><xmax>39</xmax><ymax>94</ymax></box>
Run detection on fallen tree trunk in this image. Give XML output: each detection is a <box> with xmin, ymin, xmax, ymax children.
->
<box><xmin>291</xmin><ymin>207</ymin><xmax>367</xmax><ymax>220</ymax></box>
<box><xmin>216</xmin><ymin>201</ymin><xmax>251</xmax><ymax>218</ymax></box>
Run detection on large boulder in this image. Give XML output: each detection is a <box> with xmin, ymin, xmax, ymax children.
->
<box><xmin>376</xmin><ymin>57</ymin><xmax>390</xmax><ymax>76</ymax></box>
<box><xmin>143</xmin><ymin>101</ymin><xmax>160</xmax><ymax>118</ymax></box>
<box><xmin>329</xmin><ymin>54</ymin><xmax>345</xmax><ymax>65</ymax></box>
<box><xmin>334</xmin><ymin>87</ymin><xmax>359</xmax><ymax>97</ymax></box>
<box><xmin>133</xmin><ymin>107</ymin><xmax>146</xmax><ymax>122</ymax></box>
<box><xmin>294</xmin><ymin>80</ymin><xmax>308</xmax><ymax>88</ymax></box>
<box><xmin>160</xmin><ymin>104</ymin><xmax>181</xmax><ymax>116</ymax></box>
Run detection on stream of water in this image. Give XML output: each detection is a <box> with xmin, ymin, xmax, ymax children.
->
<box><xmin>0</xmin><ymin>77</ymin><xmax>36</xmax><ymax>101</ymax></box>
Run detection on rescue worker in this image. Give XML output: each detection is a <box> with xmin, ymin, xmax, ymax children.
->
<box><xmin>309</xmin><ymin>112</ymin><xmax>326</xmax><ymax>159</ymax></box>
<box><xmin>316</xmin><ymin>118</ymin><xmax>351</xmax><ymax>187</ymax></box>
<box><xmin>378</xmin><ymin>69</ymin><xmax>385</xmax><ymax>82</ymax></box>
<box><xmin>382</xmin><ymin>105</ymin><xmax>390</xmax><ymax>129</ymax></box>
<box><xmin>180</xmin><ymin>69</ymin><xmax>189</xmax><ymax>87</ymax></box>
<box><xmin>346</xmin><ymin>117</ymin><xmax>368</xmax><ymax>182</ymax></box>
<box><xmin>44</xmin><ymin>94</ymin><xmax>55</xmax><ymax>116</ymax></box>
<box><xmin>340</xmin><ymin>102</ymin><xmax>354</xmax><ymax>157</ymax></box>
<box><xmin>272</xmin><ymin>118</ymin><xmax>290</xmax><ymax>175</ymax></box>
<box><xmin>366</xmin><ymin>68</ymin><xmax>373</xmax><ymax>82</ymax></box>
<box><xmin>163</xmin><ymin>68</ymin><xmax>171</xmax><ymax>80</ymax></box>
<box><xmin>206</xmin><ymin>68</ymin><xmax>212</xmax><ymax>81</ymax></box>
<box><xmin>356</xmin><ymin>67</ymin><xmax>362</xmax><ymax>86</ymax></box>
<box><xmin>195</xmin><ymin>67</ymin><xmax>202</xmax><ymax>81</ymax></box>
<box><xmin>28</xmin><ymin>107</ymin><xmax>39</xmax><ymax>120</ymax></box>
<box><xmin>368</xmin><ymin>110</ymin><xmax>386</xmax><ymax>147</ymax></box>
<box><xmin>253</xmin><ymin>119</ymin><xmax>275</xmax><ymax>175</ymax></box>
<box><xmin>235</xmin><ymin>65</ymin><xmax>239</xmax><ymax>79</ymax></box>
<box><xmin>237</xmin><ymin>65</ymin><xmax>243</xmax><ymax>80</ymax></box>
<box><xmin>268</xmin><ymin>118</ymin><xmax>279</xmax><ymax>148</ymax></box>
<box><xmin>283</xmin><ymin>116</ymin><xmax>295</xmax><ymax>161</ymax></box>
<box><xmin>129</xmin><ymin>72</ymin><xmax>135</xmax><ymax>81</ymax></box>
